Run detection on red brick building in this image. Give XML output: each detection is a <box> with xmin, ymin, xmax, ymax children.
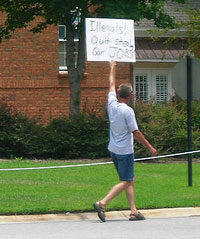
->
<box><xmin>0</xmin><ymin>0</ymin><xmax>199</xmax><ymax>122</ymax></box>
<box><xmin>0</xmin><ymin>17</ymin><xmax>132</xmax><ymax>122</ymax></box>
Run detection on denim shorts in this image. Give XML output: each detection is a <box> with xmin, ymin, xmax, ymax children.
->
<box><xmin>110</xmin><ymin>152</ymin><xmax>135</xmax><ymax>181</ymax></box>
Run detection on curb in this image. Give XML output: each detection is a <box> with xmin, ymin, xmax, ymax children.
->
<box><xmin>0</xmin><ymin>207</ymin><xmax>200</xmax><ymax>224</ymax></box>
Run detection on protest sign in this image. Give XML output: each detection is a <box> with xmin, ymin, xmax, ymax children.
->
<box><xmin>85</xmin><ymin>18</ymin><xmax>135</xmax><ymax>62</ymax></box>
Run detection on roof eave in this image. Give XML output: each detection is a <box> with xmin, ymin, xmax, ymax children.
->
<box><xmin>135</xmin><ymin>27</ymin><xmax>188</xmax><ymax>38</ymax></box>
<box><xmin>135</xmin><ymin>58</ymin><xmax>180</xmax><ymax>63</ymax></box>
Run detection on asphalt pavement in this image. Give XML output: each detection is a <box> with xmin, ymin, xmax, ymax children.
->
<box><xmin>0</xmin><ymin>207</ymin><xmax>200</xmax><ymax>239</ymax></box>
<box><xmin>0</xmin><ymin>215</ymin><xmax>200</xmax><ymax>239</ymax></box>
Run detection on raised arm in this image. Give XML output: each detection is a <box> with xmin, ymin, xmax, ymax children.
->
<box><xmin>109</xmin><ymin>61</ymin><xmax>116</xmax><ymax>92</ymax></box>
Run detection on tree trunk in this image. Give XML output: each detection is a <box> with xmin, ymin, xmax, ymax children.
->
<box><xmin>65</xmin><ymin>11</ymin><xmax>86</xmax><ymax>118</ymax></box>
<box><xmin>69</xmin><ymin>72</ymin><xmax>81</xmax><ymax>116</ymax></box>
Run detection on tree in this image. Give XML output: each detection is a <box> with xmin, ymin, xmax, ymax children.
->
<box><xmin>0</xmin><ymin>0</ymin><xmax>186</xmax><ymax>117</ymax></box>
<box><xmin>149</xmin><ymin>3</ymin><xmax>200</xmax><ymax>60</ymax></box>
<box><xmin>181</xmin><ymin>8</ymin><xmax>200</xmax><ymax>59</ymax></box>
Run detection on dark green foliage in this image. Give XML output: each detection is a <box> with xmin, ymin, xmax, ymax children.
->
<box><xmin>44</xmin><ymin>113</ymin><xmax>109</xmax><ymax>159</ymax></box>
<box><xmin>0</xmin><ymin>104</ymin><xmax>110</xmax><ymax>159</ymax></box>
<box><xmin>0</xmin><ymin>104</ymin><xmax>45</xmax><ymax>158</ymax></box>
<box><xmin>0</xmin><ymin>0</ymin><xmax>186</xmax><ymax>41</ymax></box>
<box><xmin>133</xmin><ymin>100</ymin><xmax>200</xmax><ymax>158</ymax></box>
<box><xmin>0</xmin><ymin>100</ymin><xmax>199</xmax><ymax>160</ymax></box>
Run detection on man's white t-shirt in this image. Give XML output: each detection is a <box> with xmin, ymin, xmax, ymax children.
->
<box><xmin>107</xmin><ymin>91</ymin><xmax>138</xmax><ymax>155</ymax></box>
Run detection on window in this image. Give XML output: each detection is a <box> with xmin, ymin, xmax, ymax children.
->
<box><xmin>59</xmin><ymin>25</ymin><xmax>66</xmax><ymax>39</ymax></box>
<box><xmin>58</xmin><ymin>9</ymin><xmax>81</xmax><ymax>71</ymax></box>
<box><xmin>59</xmin><ymin>25</ymin><xmax>67</xmax><ymax>71</ymax></box>
<box><xmin>156</xmin><ymin>74</ymin><xmax>168</xmax><ymax>102</ymax></box>
<box><xmin>134</xmin><ymin>69</ymin><xmax>172</xmax><ymax>102</ymax></box>
<box><xmin>59</xmin><ymin>25</ymin><xmax>79</xmax><ymax>71</ymax></box>
<box><xmin>135</xmin><ymin>74</ymin><xmax>148</xmax><ymax>101</ymax></box>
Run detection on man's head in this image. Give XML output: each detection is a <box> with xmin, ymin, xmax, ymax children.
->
<box><xmin>118</xmin><ymin>83</ymin><xmax>133</xmax><ymax>99</ymax></box>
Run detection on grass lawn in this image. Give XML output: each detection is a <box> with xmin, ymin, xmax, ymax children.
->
<box><xmin>0</xmin><ymin>160</ymin><xmax>199</xmax><ymax>215</ymax></box>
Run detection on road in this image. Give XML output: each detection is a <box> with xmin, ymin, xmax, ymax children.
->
<box><xmin>0</xmin><ymin>216</ymin><xmax>200</xmax><ymax>239</ymax></box>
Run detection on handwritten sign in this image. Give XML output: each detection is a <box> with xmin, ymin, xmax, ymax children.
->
<box><xmin>85</xmin><ymin>18</ymin><xmax>135</xmax><ymax>62</ymax></box>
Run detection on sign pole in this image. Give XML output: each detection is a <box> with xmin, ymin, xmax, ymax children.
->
<box><xmin>186</xmin><ymin>54</ymin><xmax>192</xmax><ymax>187</ymax></box>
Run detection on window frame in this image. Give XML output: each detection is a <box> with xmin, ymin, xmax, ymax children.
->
<box><xmin>133</xmin><ymin>68</ymin><xmax>173</xmax><ymax>102</ymax></box>
<box><xmin>59</xmin><ymin>25</ymin><xmax>67</xmax><ymax>71</ymax></box>
<box><xmin>58</xmin><ymin>24</ymin><xmax>79</xmax><ymax>72</ymax></box>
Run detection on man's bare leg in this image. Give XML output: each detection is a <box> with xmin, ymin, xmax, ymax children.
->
<box><xmin>125</xmin><ymin>181</ymin><xmax>146</xmax><ymax>220</ymax></box>
<box><xmin>125</xmin><ymin>181</ymin><xmax>137</xmax><ymax>214</ymax></box>
<box><xmin>99</xmin><ymin>181</ymin><xmax>129</xmax><ymax>207</ymax></box>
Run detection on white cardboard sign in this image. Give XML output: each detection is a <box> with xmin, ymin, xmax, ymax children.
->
<box><xmin>85</xmin><ymin>18</ymin><xmax>135</xmax><ymax>62</ymax></box>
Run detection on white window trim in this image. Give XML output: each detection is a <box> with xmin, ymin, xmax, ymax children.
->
<box><xmin>59</xmin><ymin>25</ymin><xmax>67</xmax><ymax>71</ymax></box>
<box><xmin>134</xmin><ymin>70</ymin><xmax>151</xmax><ymax>101</ymax></box>
<box><xmin>59</xmin><ymin>25</ymin><xmax>79</xmax><ymax>72</ymax></box>
<box><xmin>133</xmin><ymin>68</ymin><xmax>174</xmax><ymax>102</ymax></box>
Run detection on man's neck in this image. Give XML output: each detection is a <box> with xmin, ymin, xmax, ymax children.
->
<box><xmin>118</xmin><ymin>97</ymin><xmax>128</xmax><ymax>104</ymax></box>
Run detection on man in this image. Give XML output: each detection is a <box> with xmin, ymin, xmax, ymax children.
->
<box><xmin>93</xmin><ymin>61</ymin><xmax>157</xmax><ymax>222</ymax></box>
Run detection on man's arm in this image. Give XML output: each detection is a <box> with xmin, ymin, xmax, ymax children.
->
<box><xmin>133</xmin><ymin>130</ymin><xmax>158</xmax><ymax>156</ymax></box>
<box><xmin>109</xmin><ymin>61</ymin><xmax>116</xmax><ymax>92</ymax></box>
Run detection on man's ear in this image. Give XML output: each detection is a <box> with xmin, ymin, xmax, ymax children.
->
<box><xmin>116</xmin><ymin>88</ymin><xmax>120</xmax><ymax>98</ymax></box>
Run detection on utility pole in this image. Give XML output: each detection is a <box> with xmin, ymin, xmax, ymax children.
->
<box><xmin>186</xmin><ymin>54</ymin><xmax>192</xmax><ymax>187</ymax></box>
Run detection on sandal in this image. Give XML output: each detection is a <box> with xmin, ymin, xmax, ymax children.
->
<box><xmin>93</xmin><ymin>202</ymin><xmax>106</xmax><ymax>222</ymax></box>
<box><xmin>129</xmin><ymin>212</ymin><xmax>146</xmax><ymax>221</ymax></box>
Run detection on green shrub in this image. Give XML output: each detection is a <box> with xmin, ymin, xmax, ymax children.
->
<box><xmin>0</xmin><ymin>103</ymin><xmax>46</xmax><ymax>158</ymax></box>
<box><xmin>0</xmin><ymin>100</ymin><xmax>199</xmax><ymax>160</ymax></box>
<box><xmin>0</xmin><ymin>104</ymin><xmax>16</xmax><ymax>158</ymax></box>
<box><xmin>192</xmin><ymin>101</ymin><xmax>200</xmax><ymax>130</ymax></box>
<box><xmin>133</xmin><ymin>100</ymin><xmax>199</xmax><ymax>158</ymax></box>
<box><xmin>44</xmin><ymin>113</ymin><xmax>109</xmax><ymax>159</ymax></box>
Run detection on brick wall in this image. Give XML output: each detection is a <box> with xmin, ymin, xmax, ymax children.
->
<box><xmin>0</xmin><ymin>19</ymin><xmax>132</xmax><ymax>122</ymax></box>
<box><xmin>79</xmin><ymin>61</ymin><xmax>132</xmax><ymax>114</ymax></box>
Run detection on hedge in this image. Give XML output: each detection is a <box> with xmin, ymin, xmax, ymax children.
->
<box><xmin>0</xmin><ymin>100</ymin><xmax>199</xmax><ymax>160</ymax></box>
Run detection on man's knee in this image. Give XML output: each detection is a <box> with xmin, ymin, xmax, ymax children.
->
<box><xmin>121</xmin><ymin>181</ymin><xmax>134</xmax><ymax>189</ymax></box>
<box><xmin>127</xmin><ymin>181</ymin><xmax>134</xmax><ymax>187</ymax></box>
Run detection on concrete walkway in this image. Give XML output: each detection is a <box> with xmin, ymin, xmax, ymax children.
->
<box><xmin>0</xmin><ymin>207</ymin><xmax>200</xmax><ymax>224</ymax></box>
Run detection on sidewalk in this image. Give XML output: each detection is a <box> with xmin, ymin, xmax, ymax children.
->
<box><xmin>0</xmin><ymin>207</ymin><xmax>200</xmax><ymax>224</ymax></box>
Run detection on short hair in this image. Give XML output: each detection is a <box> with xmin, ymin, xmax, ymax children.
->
<box><xmin>118</xmin><ymin>83</ymin><xmax>133</xmax><ymax>99</ymax></box>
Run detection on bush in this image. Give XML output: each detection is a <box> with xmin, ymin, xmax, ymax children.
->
<box><xmin>0</xmin><ymin>103</ymin><xmax>46</xmax><ymax>158</ymax></box>
<box><xmin>0</xmin><ymin>105</ymin><xmax>110</xmax><ymax>159</ymax></box>
<box><xmin>44</xmin><ymin>113</ymin><xmax>109</xmax><ymax>159</ymax></box>
<box><xmin>133</xmin><ymin>100</ymin><xmax>200</xmax><ymax>158</ymax></box>
<box><xmin>0</xmin><ymin>100</ymin><xmax>199</xmax><ymax>160</ymax></box>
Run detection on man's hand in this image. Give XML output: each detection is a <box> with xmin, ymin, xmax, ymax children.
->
<box><xmin>109</xmin><ymin>61</ymin><xmax>116</xmax><ymax>92</ymax></box>
<box><xmin>149</xmin><ymin>146</ymin><xmax>158</xmax><ymax>157</ymax></box>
